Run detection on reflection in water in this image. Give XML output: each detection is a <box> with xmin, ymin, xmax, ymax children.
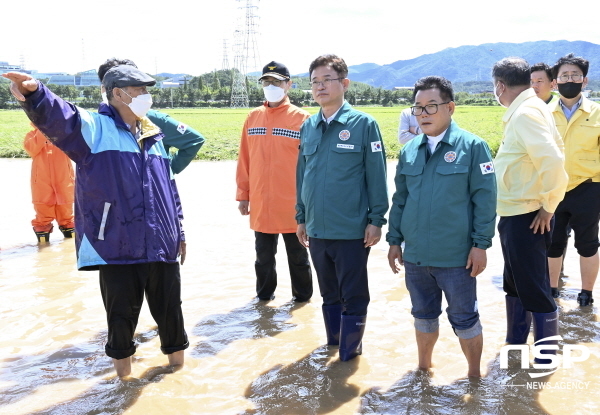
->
<box><xmin>29</xmin><ymin>365</ymin><xmax>177</xmax><ymax>415</ymax></box>
<box><xmin>193</xmin><ymin>299</ymin><xmax>306</xmax><ymax>357</ymax></box>
<box><xmin>242</xmin><ymin>346</ymin><xmax>360</xmax><ymax>415</ymax></box>
<box><xmin>0</xmin><ymin>244</ymin><xmax>40</xmax><ymax>260</ymax></box>
<box><xmin>359</xmin><ymin>357</ymin><xmax>554</xmax><ymax>415</ymax></box>
<box><xmin>559</xmin><ymin>302</ymin><xmax>600</xmax><ymax>344</ymax></box>
<box><xmin>0</xmin><ymin>329</ymin><xmax>158</xmax><ymax>411</ymax></box>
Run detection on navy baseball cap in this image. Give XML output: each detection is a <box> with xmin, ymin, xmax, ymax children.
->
<box><xmin>259</xmin><ymin>61</ymin><xmax>291</xmax><ymax>81</ymax></box>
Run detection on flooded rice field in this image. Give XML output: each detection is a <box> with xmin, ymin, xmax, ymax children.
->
<box><xmin>0</xmin><ymin>159</ymin><xmax>598</xmax><ymax>415</ymax></box>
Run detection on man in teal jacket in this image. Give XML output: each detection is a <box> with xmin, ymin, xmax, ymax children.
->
<box><xmin>387</xmin><ymin>76</ymin><xmax>496</xmax><ymax>377</ymax></box>
<box><xmin>146</xmin><ymin>110</ymin><xmax>205</xmax><ymax>174</ymax></box>
<box><xmin>296</xmin><ymin>54</ymin><xmax>388</xmax><ymax>361</ymax></box>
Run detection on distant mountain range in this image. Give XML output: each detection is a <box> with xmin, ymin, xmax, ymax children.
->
<box><xmin>298</xmin><ymin>40</ymin><xmax>600</xmax><ymax>89</ymax></box>
<box><xmin>156</xmin><ymin>72</ymin><xmax>186</xmax><ymax>79</ymax></box>
<box><xmin>159</xmin><ymin>41</ymin><xmax>600</xmax><ymax>90</ymax></box>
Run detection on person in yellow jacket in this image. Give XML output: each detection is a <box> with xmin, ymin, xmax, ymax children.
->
<box><xmin>547</xmin><ymin>53</ymin><xmax>600</xmax><ymax>307</ymax></box>
<box><xmin>492</xmin><ymin>57</ymin><xmax>568</xmax><ymax>364</ymax></box>
<box><xmin>23</xmin><ymin>124</ymin><xmax>75</xmax><ymax>242</ymax></box>
<box><xmin>236</xmin><ymin>61</ymin><xmax>313</xmax><ymax>302</ymax></box>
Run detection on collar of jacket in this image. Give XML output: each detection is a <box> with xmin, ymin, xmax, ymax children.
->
<box><xmin>316</xmin><ymin>101</ymin><xmax>351</xmax><ymax>128</ymax></box>
<box><xmin>262</xmin><ymin>95</ymin><xmax>291</xmax><ymax>111</ymax></box>
<box><xmin>98</xmin><ymin>102</ymin><xmax>162</xmax><ymax>140</ymax></box>
<box><xmin>503</xmin><ymin>88</ymin><xmax>537</xmax><ymax>122</ymax></box>
<box><xmin>98</xmin><ymin>102</ymin><xmax>130</xmax><ymax>130</ymax></box>
<box><xmin>549</xmin><ymin>94</ymin><xmax>593</xmax><ymax>115</ymax></box>
<box><xmin>416</xmin><ymin>120</ymin><xmax>457</xmax><ymax>149</ymax></box>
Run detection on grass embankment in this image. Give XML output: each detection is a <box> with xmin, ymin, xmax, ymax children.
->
<box><xmin>0</xmin><ymin>106</ymin><xmax>505</xmax><ymax>160</ymax></box>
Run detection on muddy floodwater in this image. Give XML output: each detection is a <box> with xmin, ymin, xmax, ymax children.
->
<box><xmin>1</xmin><ymin>158</ymin><xmax>599</xmax><ymax>415</ymax></box>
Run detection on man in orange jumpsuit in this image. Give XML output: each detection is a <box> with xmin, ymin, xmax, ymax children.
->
<box><xmin>236</xmin><ymin>61</ymin><xmax>313</xmax><ymax>302</ymax></box>
<box><xmin>24</xmin><ymin>125</ymin><xmax>75</xmax><ymax>242</ymax></box>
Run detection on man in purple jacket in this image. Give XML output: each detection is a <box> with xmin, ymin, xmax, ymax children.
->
<box><xmin>3</xmin><ymin>66</ymin><xmax>189</xmax><ymax>378</ymax></box>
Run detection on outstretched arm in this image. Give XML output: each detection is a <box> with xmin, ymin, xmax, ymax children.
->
<box><xmin>3</xmin><ymin>72</ymin><xmax>39</xmax><ymax>96</ymax></box>
<box><xmin>3</xmin><ymin>72</ymin><xmax>91</xmax><ymax>164</ymax></box>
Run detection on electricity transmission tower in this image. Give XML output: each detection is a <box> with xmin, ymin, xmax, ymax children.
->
<box><xmin>230</xmin><ymin>30</ymin><xmax>248</xmax><ymax>108</ymax></box>
<box><xmin>222</xmin><ymin>39</ymin><xmax>230</xmax><ymax>71</ymax></box>
<box><xmin>230</xmin><ymin>0</ymin><xmax>261</xmax><ymax>108</ymax></box>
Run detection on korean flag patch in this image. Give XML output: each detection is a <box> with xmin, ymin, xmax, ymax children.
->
<box><xmin>371</xmin><ymin>141</ymin><xmax>382</xmax><ymax>152</ymax></box>
<box><xmin>177</xmin><ymin>123</ymin><xmax>187</xmax><ymax>135</ymax></box>
<box><xmin>480</xmin><ymin>161</ymin><xmax>495</xmax><ymax>175</ymax></box>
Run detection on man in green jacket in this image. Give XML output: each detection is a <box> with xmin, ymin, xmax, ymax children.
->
<box><xmin>296</xmin><ymin>54</ymin><xmax>388</xmax><ymax>361</ymax></box>
<box><xmin>387</xmin><ymin>76</ymin><xmax>496</xmax><ymax>377</ymax></box>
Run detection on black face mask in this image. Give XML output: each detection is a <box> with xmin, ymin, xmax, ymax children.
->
<box><xmin>558</xmin><ymin>82</ymin><xmax>583</xmax><ymax>99</ymax></box>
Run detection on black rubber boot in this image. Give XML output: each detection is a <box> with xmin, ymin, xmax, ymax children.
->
<box><xmin>505</xmin><ymin>295</ymin><xmax>532</xmax><ymax>344</ymax></box>
<box><xmin>577</xmin><ymin>290</ymin><xmax>594</xmax><ymax>307</ymax></box>
<box><xmin>322</xmin><ymin>304</ymin><xmax>343</xmax><ymax>346</ymax></box>
<box><xmin>532</xmin><ymin>309</ymin><xmax>559</xmax><ymax>364</ymax></box>
<box><xmin>59</xmin><ymin>226</ymin><xmax>75</xmax><ymax>238</ymax></box>
<box><xmin>34</xmin><ymin>225</ymin><xmax>53</xmax><ymax>243</ymax></box>
<box><xmin>339</xmin><ymin>315</ymin><xmax>366</xmax><ymax>361</ymax></box>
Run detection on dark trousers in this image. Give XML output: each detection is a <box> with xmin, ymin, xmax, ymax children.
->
<box><xmin>255</xmin><ymin>232</ymin><xmax>313</xmax><ymax>301</ymax></box>
<box><xmin>309</xmin><ymin>238</ymin><xmax>370</xmax><ymax>316</ymax></box>
<box><xmin>498</xmin><ymin>211</ymin><xmax>556</xmax><ymax>313</ymax></box>
<box><xmin>99</xmin><ymin>262</ymin><xmax>189</xmax><ymax>359</ymax></box>
<box><xmin>548</xmin><ymin>181</ymin><xmax>600</xmax><ymax>258</ymax></box>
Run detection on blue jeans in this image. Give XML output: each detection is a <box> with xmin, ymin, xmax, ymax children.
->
<box><xmin>404</xmin><ymin>261</ymin><xmax>481</xmax><ymax>339</ymax></box>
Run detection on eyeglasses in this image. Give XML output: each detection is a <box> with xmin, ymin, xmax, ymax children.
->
<box><xmin>260</xmin><ymin>79</ymin><xmax>285</xmax><ymax>87</ymax></box>
<box><xmin>309</xmin><ymin>78</ymin><xmax>344</xmax><ymax>88</ymax></box>
<box><xmin>558</xmin><ymin>73</ymin><xmax>584</xmax><ymax>83</ymax></box>
<box><xmin>410</xmin><ymin>102</ymin><xmax>451</xmax><ymax>116</ymax></box>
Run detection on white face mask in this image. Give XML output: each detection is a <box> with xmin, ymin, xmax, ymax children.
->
<box><xmin>263</xmin><ymin>85</ymin><xmax>286</xmax><ymax>103</ymax></box>
<box><xmin>119</xmin><ymin>88</ymin><xmax>153</xmax><ymax>118</ymax></box>
<box><xmin>101</xmin><ymin>91</ymin><xmax>108</xmax><ymax>104</ymax></box>
<box><xmin>493</xmin><ymin>81</ymin><xmax>506</xmax><ymax>107</ymax></box>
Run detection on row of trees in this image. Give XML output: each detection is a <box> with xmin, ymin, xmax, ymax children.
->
<box><xmin>135</xmin><ymin>69</ymin><xmax>421</xmax><ymax>108</ymax></box>
<box><xmin>0</xmin><ymin>72</ymin><xmax>415</xmax><ymax>109</ymax></box>
<box><xmin>0</xmin><ymin>82</ymin><xmax>104</xmax><ymax>109</ymax></box>
<box><xmin>2</xmin><ymin>70</ymin><xmax>598</xmax><ymax>110</ymax></box>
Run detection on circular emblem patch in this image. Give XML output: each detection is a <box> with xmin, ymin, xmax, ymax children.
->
<box><xmin>339</xmin><ymin>130</ymin><xmax>351</xmax><ymax>141</ymax></box>
<box><xmin>444</xmin><ymin>151</ymin><xmax>457</xmax><ymax>163</ymax></box>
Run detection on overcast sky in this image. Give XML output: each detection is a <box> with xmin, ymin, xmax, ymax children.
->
<box><xmin>3</xmin><ymin>0</ymin><xmax>598</xmax><ymax>77</ymax></box>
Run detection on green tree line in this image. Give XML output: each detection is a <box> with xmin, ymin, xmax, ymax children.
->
<box><xmin>2</xmin><ymin>72</ymin><xmax>599</xmax><ymax>110</ymax></box>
